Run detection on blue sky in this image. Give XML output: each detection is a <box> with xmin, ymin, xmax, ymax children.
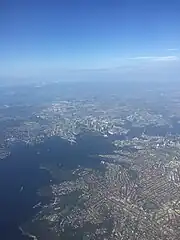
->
<box><xmin>0</xmin><ymin>0</ymin><xmax>180</xmax><ymax>83</ymax></box>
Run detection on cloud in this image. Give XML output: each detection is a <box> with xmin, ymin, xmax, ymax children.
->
<box><xmin>153</xmin><ymin>56</ymin><xmax>179</xmax><ymax>61</ymax></box>
<box><xmin>128</xmin><ymin>56</ymin><xmax>179</xmax><ymax>62</ymax></box>
<box><xmin>168</xmin><ymin>48</ymin><xmax>179</xmax><ymax>51</ymax></box>
<box><xmin>128</xmin><ymin>56</ymin><xmax>154</xmax><ymax>60</ymax></box>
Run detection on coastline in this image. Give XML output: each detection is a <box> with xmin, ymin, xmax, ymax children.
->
<box><xmin>19</xmin><ymin>227</ymin><xmax>38</xmax><ymax>240</ymax></box>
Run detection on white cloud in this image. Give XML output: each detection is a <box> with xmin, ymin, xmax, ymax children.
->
<box><xmin>128</xmin><ymin>56</ymin><xmax>154</xmax><ymax>60</ymax></box>
<box><xmin>128</xmin><ymin>56</ymin><xmax>179</xmax><ymax>61</ymax></box>
<box><xmin>153</xmin><ymin>56</ymin><xmax>179</xmax><ymax>61</ymax></box>
<box><xmin>168</xmin><ymin>48</ymin><xmax>179</xmax><ymax>51</ymax></box>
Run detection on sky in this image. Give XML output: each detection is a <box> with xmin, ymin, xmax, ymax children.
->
<box><xmin>0</xmin><ymin>0</ymin><xmax>180</xmax><ymax>84</ymax></box>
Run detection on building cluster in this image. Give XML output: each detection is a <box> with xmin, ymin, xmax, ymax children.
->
<box><xmin>34</xmin><ymin>138</ymin><xmax>180</xmax><ymax>239</ymax></box>
<box><xmin>1</xmin><ymin>83</ymin><xmax>180</xmax><ymax>239</ymax></box>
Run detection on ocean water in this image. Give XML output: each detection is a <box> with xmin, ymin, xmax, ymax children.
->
<box><xmin>0</xmin><ymin>133</ymin><xmax>114</xmax><ymax>240</ymax></box>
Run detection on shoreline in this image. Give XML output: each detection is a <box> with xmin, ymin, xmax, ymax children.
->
<box><xmin>19</xmin><ymin>227</ymin><xmax>38</xmax><ymax>240</ymax></box>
